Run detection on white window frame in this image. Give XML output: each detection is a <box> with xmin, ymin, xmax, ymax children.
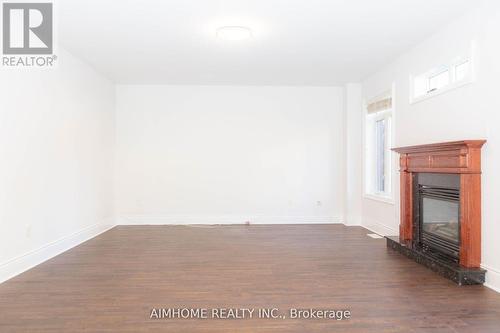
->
<box><xmin>409</xmin><ymin>42</ymin><xmax>475</xmax><ymax>104</ymax></box>
<box><xmin>364</xmin><ymin>95</ymin><xmax>394</xmax><ymax>204</ymax></box>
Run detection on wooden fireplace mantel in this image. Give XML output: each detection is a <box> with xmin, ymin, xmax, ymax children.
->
<box><xmin>392</xmin><ymin>140</ymin><xmax>486</xmax><ymax>268</ymax></box>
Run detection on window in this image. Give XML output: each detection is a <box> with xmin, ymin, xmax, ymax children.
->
<box><xmin>365</xmin><ymin>93</ymin><xmax>392</xmax><ymax>200</ymax></box>
<box><xmin>374</xmin><ymin>118</ymin><xmax>386</xmax><ymax>192</ymax></box>
<box><xmin>410</xmin><ymin>45</ymin><xmax>474</xmax><ymax>103</ymax></box>
<box><xmin>454</xmin><ymin>60</ymin><xmax>470</xmax><ymax>82</ymax></box>
<box><xmin>428</xmin><ymin>68</ymin><xmax>449</xmax><ymax>92</ymax></box>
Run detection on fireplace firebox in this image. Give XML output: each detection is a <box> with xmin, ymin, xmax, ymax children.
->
<box><xmin>415</xmin><ymin>173</ymin><xmax>460</xmax><ymax>261</ymax></box>
<box><xmin>387</xmin><ymin>140</ymin><xmax>487</xmax><ymax>285</ymax></box>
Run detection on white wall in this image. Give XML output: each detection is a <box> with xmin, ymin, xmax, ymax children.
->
<box><xmin>360</xmin><ymin>0</ymin><xmax>500</xmax><ymax>291</ymax></box>
<box><xmin>115</xmin><ymin>85</ymin><xmax>345</xmax><ymax>224</ymax></box>
<box><xmin>344</xmin><ymin>83</ymin><xmax>363</xmax><ymax>226</ymax></box>
<box><xmin>0</xmin><ymin>48</ymin><xmax>115</xmax><ymax>282</ymax></box>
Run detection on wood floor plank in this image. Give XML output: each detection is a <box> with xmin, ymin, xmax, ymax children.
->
<box><xmin>1</xmin><ymin>225</ymin><xmax>500</xmax><ymax>332</ymax></box>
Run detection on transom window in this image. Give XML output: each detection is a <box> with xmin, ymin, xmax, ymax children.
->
<box><xmin>410</xmin><ymin>43</ymin><xmax>475</xmax><ymax>104</ymax></box>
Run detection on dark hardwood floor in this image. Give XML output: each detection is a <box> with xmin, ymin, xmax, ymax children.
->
<box><xmin>1</xmin><ymin>224</ymin><xmax>500</xmax><ymax>332</ymax></box>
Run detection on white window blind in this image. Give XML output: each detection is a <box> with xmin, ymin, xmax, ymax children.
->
<box><xmin>366</xmin><ymin>96</ymin><xmax>392</xmax><ymax>114</ymax></box>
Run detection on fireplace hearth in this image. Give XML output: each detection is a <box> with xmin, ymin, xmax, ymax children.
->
<box><xmin>388</xmin><ymin>140</ymin><xmax>486</xmax><ymax>285</ymax></box>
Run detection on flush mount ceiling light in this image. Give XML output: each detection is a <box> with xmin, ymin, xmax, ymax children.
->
<box><xmin>216</xmin><ymin>26</ymin><xmax>253</xmax><ymax>41</ymax></box>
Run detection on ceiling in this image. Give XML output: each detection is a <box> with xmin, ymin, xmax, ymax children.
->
<box><xmin>59</xmin><ymin>0</ymin><xmax>477</xmax><ymax>85</ymax></box>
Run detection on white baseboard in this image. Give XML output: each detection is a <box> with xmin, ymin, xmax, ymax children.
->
<box><xmin>0</xmin><ymin>220</ymin><xmax>115</xmax><ymax>284</ymax></box>
<box><xmin>117</xmin><ymin>214</ymin><xmax>343</xmax><ymax>225</ymax></box>
<box><xmin>344</xmin><ymin>215</ymin><xmax>362</xmax><ymax>226</ymax></box>
<box><xmin>362</xmin><ymin>221</ymin><xmax>398</xmax><ymax>237</ymax></box>
<box><xmin>481</xmin><ymin>264</ymin><xmax>500</xmax><ymax>293</ymax></box>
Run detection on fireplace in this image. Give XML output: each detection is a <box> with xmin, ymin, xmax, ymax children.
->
<box><xmin>387</xmin><ymin>140</ymin><xmax>486</xmax><ymax>285</ymax></box>
<box><xmin>415</xmin><ymin>173</ymin><xmax>460</xmax><ymax>261</ymax></box>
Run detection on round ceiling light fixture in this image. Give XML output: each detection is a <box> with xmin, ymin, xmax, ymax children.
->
<box><xmin>216</xmin><ymin>26</ymin><xmax>253</xmax><ymax>41</ymax></box>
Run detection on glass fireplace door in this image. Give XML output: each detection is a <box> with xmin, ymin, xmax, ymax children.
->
<box><xmin>421</xmin><ymin>196</ymin><xmax>460</xmax><ymax>244</ymax></box>
<box><xmin>418</xmin><ymin>182</ymin><xmax>460</xmax><ymax>260</ymax></box>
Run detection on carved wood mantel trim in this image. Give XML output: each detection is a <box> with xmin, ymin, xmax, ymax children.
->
<box><xmin>392</xmin><ymin>140</ymin><xmax>486</xmax><ymax>268</ymax></box>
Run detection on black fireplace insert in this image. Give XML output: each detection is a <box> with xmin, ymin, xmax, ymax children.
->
<box><xmin>413</xmin><ymin>173</ymin><xmax>460</xmax><ymax>262</ymax></box>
